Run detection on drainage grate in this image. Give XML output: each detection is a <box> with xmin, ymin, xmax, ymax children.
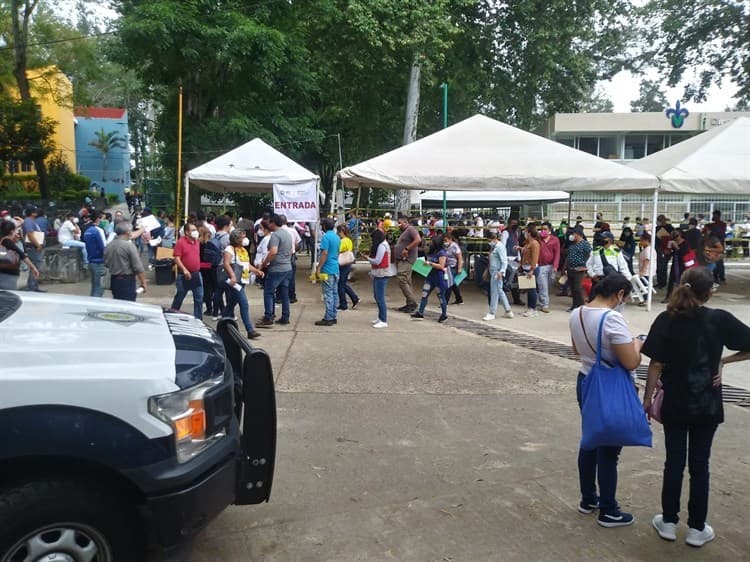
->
<box><xmin>426</xmin><ymin>312</ymin><xmax>750</xmax><ymax>409</ymax></box>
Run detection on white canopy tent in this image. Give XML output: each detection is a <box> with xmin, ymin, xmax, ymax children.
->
<box><xmin>418</xmin><ymin>189</ymin><xmax>569</xmax><ymax>206</ymax></box>
<box><xmin>339</xmin><ymin>114</ymin><xmax>658</xmax><ymax>192</ymax></box>
<box><xmin>627</xmin><ymin>116</ymin><xmax>750</xmax><ymax>194</ymax></box>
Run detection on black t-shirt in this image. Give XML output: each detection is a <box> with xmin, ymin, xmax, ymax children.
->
<box><xmin>1</xmin><ymin>239</ymin><xmax>25</xmax><ymax>276</ymax></box>
<box><xmin>642</xmin><ymin>308</ymin><xmax>750</xmax><ymax>426</ymax></box>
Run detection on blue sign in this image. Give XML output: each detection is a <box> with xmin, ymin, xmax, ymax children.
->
<box><xmin>665</xmin><ymin>100</ymin><xmax>689</xmax><ymax>128</ymax></box>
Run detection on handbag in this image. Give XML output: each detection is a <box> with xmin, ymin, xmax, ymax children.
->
<box><xmin>681</xmin><ymin>249</ymin><xmax>697</xmax><ymax>269</ymax></box>
<box><xmin>338</xmin><ymin>250</ymin><xmax>355</xmax><ymax>266</ymax></box>
<box><xmin>579</xmin><ymin>310</ymin><xmax>652</xmax><ymax>450</ymax></box>
<box><xmin>649</xmin><ymin>380</ymin><xmax>664</xmax><ymax>424</ymax></box>
<box><xmin>0</xmin><ymin>244</ymin><xmax>20</xmax><ymax>270</ymax></box>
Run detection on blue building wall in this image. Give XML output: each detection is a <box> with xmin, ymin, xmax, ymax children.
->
<box><xmin>74</xmin><ymin>111</ymin><xmax>131</xmax><ymax>197</ymax></box>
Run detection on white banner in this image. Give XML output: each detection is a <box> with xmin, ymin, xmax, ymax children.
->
<box><xmin>272</xmin><ymin>181</ymin><xmax>319</xmax><ymax>222</ymax></box>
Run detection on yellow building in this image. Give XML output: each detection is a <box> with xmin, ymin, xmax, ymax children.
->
<box><xmin>3</xmin><ymin>65</ymin><xmax>77</xmax><ymax>175</ymax></box>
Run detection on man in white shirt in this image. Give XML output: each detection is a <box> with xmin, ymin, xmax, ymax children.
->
<box><xmin>279</xmin><ymin>214</ymin><xmax>301</xmax><ymax>303</ymax></box>
<box><xmin>57</xmin><ymin>212</ymin><xmax>88</xmax><ymax>266</ymax></box>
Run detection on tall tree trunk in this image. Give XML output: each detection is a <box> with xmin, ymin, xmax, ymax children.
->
<box><xmin>397</xmin><ymin>55</ymin><xmax>421</xmax><ymax>215</ymax></box>
<box><xmin>10</xmin><ymin>0</ymin><xmax>50</xmax><ymax>200</ymax></box>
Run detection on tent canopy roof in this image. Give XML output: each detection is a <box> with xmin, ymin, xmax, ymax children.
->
<box><xmin>419</xmin><ymin>190</ymin><xmax>569</xmax><ymax>206</ymax></box>
<box><xmin>339</xmin><ymin>114</ymin><xmax>657</xmax><ymax>192</ymax></box>
<box><xmin>627</xmin><ymin>117</ymin><xmax>750</xmax><ymax>195</ymax></box>
<box><xmin>187</xmin><ymin>138</ymin><xmax>319</xmax><ymax>193</ymax></box>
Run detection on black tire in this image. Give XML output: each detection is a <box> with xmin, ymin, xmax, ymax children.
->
<box><xmin>0</xmin><ymin>477</ymin><xmax>144</xmax><ymax>562</ymax></box>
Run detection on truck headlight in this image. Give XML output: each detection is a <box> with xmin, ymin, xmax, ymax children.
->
<box><xmin>148</xmin><ymin>376</ymin><xmax>225</xmax><ymax>463</ymax></box>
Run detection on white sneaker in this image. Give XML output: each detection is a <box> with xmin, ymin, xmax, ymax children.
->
<box><xmin>482</xmin><ymin>314</ymin><xmax>495</xmax><ymax>321</ymax></box>
<box><xmin>503</xmin><ymin>310</ymin><xmax>514</xmax><ymax>318</ymax></box>
<box><xmin>652</xmin><ymin>514</ymin><xmax>677</xmax><ymax>541</ymax></box>
<box><xmin>686</xmin><ymin>523</ymin><xmax>714</xmax><ymax>547</ymax></box>
<box><xmin>522</xmin><ymin>309</ymin><xmax>538</xmax><ymax>317</ymax></box>
<box><xmin>372</xmin><ymin>321</ymin><xmax>388</xmax><ymax>329</ymax></box>
<box><xmin>372</xmin><ymin>319</ymin><xmax>380</xmax><ymax>324</ymax></box>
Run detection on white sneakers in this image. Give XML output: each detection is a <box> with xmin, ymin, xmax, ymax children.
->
<box><xmin>482</xmin><ymin>314</ymin><xmax>495</xmax><ymax>321</ymax></box>
<box><xmin>652</xmin><ymin>514</ymin><xmax>715</xmax><ymax>547</ymax></box>
<box><xmin>686</xmin><ymin>523</ymin><xmax>714</xmax><ymax>547</ymax></box>
<box><xmin>652</xmin><ymin>514</ymin><xmax>677</xmax><ymax>541</ymax></box>
<box><xmin>372</xmin><ymin>321</ymin><xmax>388</xmax><ymax>329</ymax></box>
<box><xmin>522</xmin><ymin>309</ymin><xmax>538</xmax><ymax>317</ymax></box>
<box><xmin>504</xmin><ymin>310</ymin><xmax>514</xmax><ymax>318</ymax></box>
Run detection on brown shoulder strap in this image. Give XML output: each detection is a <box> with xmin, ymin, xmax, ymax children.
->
<box><xmin>579</xmin><ymin>307</ymin><xmax>596</xmax><ymax>354</ymax></box>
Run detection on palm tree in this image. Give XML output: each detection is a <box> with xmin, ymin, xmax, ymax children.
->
<box><xmin>88</xmin><ymin>128</ymin><xmax>127</xmax><ymax>181</ymax></box>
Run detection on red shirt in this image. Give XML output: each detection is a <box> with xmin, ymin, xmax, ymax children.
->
<box><xmin>539</xmin><ymin>234</ymin><xmax>561</xmax><ymax>269</ymax></box>
<box><xmin>173</xmin><ymin>236</ymin><xmax>201</xmax><ymax>273</ymax></box>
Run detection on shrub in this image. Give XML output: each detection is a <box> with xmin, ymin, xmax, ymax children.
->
<box><xmin>106</xmin><ymin>193</ymin><xmax>119</xmax><ymax>205</ymax></box>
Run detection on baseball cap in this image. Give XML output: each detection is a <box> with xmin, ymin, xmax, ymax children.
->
<box><xmin>601</xmin><ymin>231</ymin><xmax>615</xmax><ymax>240</ymax></box>
<box><xmin>572</xmin><ymin>226</ymin><xmax>584</xmax><ymax>236</ymax></box>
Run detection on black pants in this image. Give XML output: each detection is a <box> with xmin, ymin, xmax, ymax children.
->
<box><xmin>201</xmin><ymin>267</ymin><xmax>216</xmax><ymax>314</ymax></box>
<box><xmin>212</xmin><ymin>266</ymin><xmax>225</xmax><ymax>316</ymax></box>
<box><xmin>662</xmin><ymin>423</ymin><xmax>717</xmax><ymax>530</ymax></box>
<box><xmin>657</xmin><ymin>251</ymin><xmax>670</xmax><ymax>288</ymax></box>
<box><xmin>111</xmin><ymin>274</ymin><xmax>136</xmax><ymax>301</ymax></box>
<box><xmin>568</xmin><ymin>269</ymin><xmax>586</xmax><ymax>308</ymax></box>
<box><xmin>448</xmin><ymin>266</ymin><xmax>463</xmax><ymax>302</ymax></box>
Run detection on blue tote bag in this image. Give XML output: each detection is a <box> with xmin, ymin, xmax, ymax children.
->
<box><xmin>580</xmin><ymin>311</ymin><xmax>652</xmax><ymax>451</ymax></box>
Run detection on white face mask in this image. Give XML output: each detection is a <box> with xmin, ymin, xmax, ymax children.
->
<box><xmin>72</xmin><ymin>218</ymin><xmax>79</xmax><ymax>224</ymax></box>
<box><xmin>568</xmin><ymin>234</ymin><xmax>576</xmax><ymax>242</ymax></box>
<box><xmin>241</xmin><ymin>237</ymin><xmax>250</xmax><ymax>247</ymax></box>
<box><xmin>190</xmin><ymin>230</ymin><xmax>199</xmax><ymax>239</ymax></box>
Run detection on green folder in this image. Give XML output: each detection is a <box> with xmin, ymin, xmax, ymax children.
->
<box><xmin>453</xmin><ymin>270</ymin><xmax>468</xmax><ymax>286</ymax></box>
<box><xmin>412</xmin><ymin>257</ymin><xmax>432</xmax><ymax>277</ymax></box>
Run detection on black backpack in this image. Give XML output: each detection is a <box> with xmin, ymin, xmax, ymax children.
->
<box><xmin>203</xmin><ymin>233</ymin><xmax>225</xmax><ymax>266</ymax></box>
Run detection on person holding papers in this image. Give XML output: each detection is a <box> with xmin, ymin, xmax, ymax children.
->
<box><xmin>411</xmin><ymin>235</ymin><xmax>452</xmax><ymax>323</ymax></box>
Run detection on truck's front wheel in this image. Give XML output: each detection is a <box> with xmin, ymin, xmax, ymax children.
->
<box><xmin>0</xmin><ymin>478</ymin><xmax>144</xmax><ymax>562</ymax></box>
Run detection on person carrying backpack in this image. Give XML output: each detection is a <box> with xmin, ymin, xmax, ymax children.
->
<box><xmin>205</xmin><ymin>215</ymin><xmax>231</xmax><ymax>319</ymax></box>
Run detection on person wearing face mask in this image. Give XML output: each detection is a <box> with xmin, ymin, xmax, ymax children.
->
<box><xmin>482</xmin><ymin>232</ymin><xmax>513</xmax><ymax>321</ymax></box>
<box><xmin>222</xmin><ymin>230</ymin><xmax>264</xmax><ymax>339</ymax></box>
<box><xmin>537</xmin><ymin>221</ymin><xmax>561</xmax><ymax>313</ymax></box>
<box><xmin>569</xmin><ymin>273</ymin><xmax>642</xmax><ymax>528</ymax></box>
<box><xmin>587</xmin><ymin>231</ymin><xmax>646</xmax><ymax>306</ymax></box>
<box><xmin>411</xmin><ymin>234</ymin><xmax>452</xmax><ymax>323</ymax></box>
<box><xmin>619</xmin><ymin>227</ymin><xmax>636</xmax><ymax>274</ymax></box>
<box><xmin>443</xmin><ymin>232</ymin><xmax>464</xmax><ymax>305</ymax></box>
<box><xmin>170</xmin><ymin>222</ymin><xmax>204</xmax><ymax>319</ymax></box>
<box><xmin>500</xmin><ymin>216</ymin><xmax>525</xmax><ymax>306</ymax></box>
<box><xmin>57</xmin><ymin>212</ymin><xmax>89</xmax><ymax>268</ymax></box>
<box><xmin>83</xmin><ymin>211</ymin><xmax>107</xmax><ymax>297</ymax></box>
<box><xmin>566</xmin><ymin>226</ymin><xmax>592</xmax><ymax>311</ymax></box>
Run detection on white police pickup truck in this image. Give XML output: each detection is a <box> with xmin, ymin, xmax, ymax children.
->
<box><xmin>0</xmin><ymin>290</ymin><xmax>276</xmax><ymax>561</ymax></box>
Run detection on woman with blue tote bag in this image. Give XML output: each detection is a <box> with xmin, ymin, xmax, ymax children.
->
<box><xmin>569</xmin><ymin>273</ymin><xmax>649</xmax><ymax>528</ymax></box>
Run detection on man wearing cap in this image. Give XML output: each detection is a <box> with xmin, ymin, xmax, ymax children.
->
<box><xmin>105</xmin><ymin>221</ymin><xmax>147</xmax><ymax>301</ymax></box>
<box><xmin>587</xmin><ymin>231</ymin><xmax>646</xmax><ymax>305</ymax></box>
<box><xmin>565</xmin><ymin>226</ymin><xmax>591</xmax><ymax>310</ymax></box>
<box><xmin>21</xmin><ymin>207</ymin><xmax>46</xmax><ymax>292</ymax></box>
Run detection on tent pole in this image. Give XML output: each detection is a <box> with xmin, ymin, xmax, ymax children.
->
<box><xmin>647</xmin><ymin>185</ymin><xmax>660</xmax><ymax>312</ymax></box>
<box><xmin>183</xmin><ymin>176</ymin><xmax>190</xmax><ymax>230</ymax></box>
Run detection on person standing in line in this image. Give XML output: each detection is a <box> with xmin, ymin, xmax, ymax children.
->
<box><xmin>222</xmin><ymin>230</ymin><xmax>263</xmax><ymax>340</ymax></box>
<box><xmin>662</xmin><ymin>229</ymin><xmax>693</xmax><ymax>302</ymax></box>
<box><xmin>57</xmin><ymin>212</ymin><xmax>88</xmax><ymax>268</ymax></box>
<box><xmin>257</xmin><ymin>215</ymin><xmax>293</xmax><ymax>328</ymax></box>
<box><xmin>520</xmin><ymin>223</ymin><xmax>541</xmax><ymax>317</ymax></box>
<box><xmin>482</xmin><ymin>232</ymin><xmax>513</xmax><ymax>321</ymax></box>
<box><xmin>170</xmin><ymin>222</ymin><xmax>204</xmax><ymax>319</ymax></box>
<box><xmin>347</xmin><ymin>211</ymin><xmax>363</xmax><ymax>254</ymax></box>
<box><xmin>83</xmin><ymin>211</ymin><xmax>107</xmax><ymax>297</ymax></box>
<box><xmin>364</xmin><ymin>228</ymin><xmax>391</xmax><ymax>328</ymax></box>
<box><xmin>444</xmin><ymin>232</ymin><xmax>464</xmax><ymax>305</ymax></box>
<box><xmin>569</xmin><ymin>273</ymin><xmax>642</xmax><ymax>528</ymax></box>
<box><xmin>21</xmin><ymin>207</ymin><xmax>45</xmax><ymax>292</ymax></box>
<box><xmin>0</xmin><ymin>220</ymin><xmax>39</xmax><ymax>290</ymax></box>
<box><xmin>254</xmin><ymin>220</ymin><xmax>271</xmax><ymax>286</ymax></box>
<box><xmin>411</xmin><ymin>235</ymin><xmax>451</xmax><ymax>323</ymax></box>
<box><xmin>619</xmin><ymin>226</ymin><xmax>636</xmax><ymax>275</ymax></box>
<box><xmin>336</xmin><ymin>224</ymin><xmax>360</xmax><ymax>311</ymax></box>
<box><xmin>209</xmin><ymin>215</ymin><xmax>232</xmax><ymax>319</ymax></box>
<box><xmin>566</xmin><ymin>226</ymin><xmax>592</xmax><ymax>312</ymax></box>
<box><xmin>537</xmin><ymin>221</ymin><xmax>560</xmax><ymax>313</ymax></box>
<box><xmin>642</xmin><ymin>267</ymin><xmax>750</xmax><ymax>547</ymax></box>
<box><xmin>655</xmin><ymin>214</ymin><xmax>674</xmax><ymax>289</ymax></box>
<box><xmin>683</xmin><ymin>217</ymin><xmax>702</xmax><ymax>251</ymax></box>
<box><xmin>314</xmin><ymin>218</ymin><xmax>340</xmax><ymax>326</ymax></box>
<box><xmin>394</xmin><ymin>214</ymin><xmax>421</xmax><ymax>313</ymax></box>
<box><xmin>198</xmin><ymin>225</ymin><xmax>217</xmax><ymax>316</ymax></box>
<box><xmin>638</xmin><ymin>233</ymin><xmax>657</xmax><ymax>290</ymax></box>
<box><xmin>104</xmin><ymin>221</ymin><xmax>147</xmax><ymax>301</ymax></box>
<box><xmin>500</xmin><ymin>216</ymin><xmax>525</xmax><ymax>306</ymax></box>
<box><xmin>703</xmin><ymin>210</ymin><xmax>727</xmax><ymax>283</ymax></box>
<box><xmin>279</xmin><ymin>215</ymin><xmax>301</xmax><ymax>304</ymax></box>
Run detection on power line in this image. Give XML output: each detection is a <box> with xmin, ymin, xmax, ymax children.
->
<box><xmin>0</xmin><ymin>30</ymin><xmax>115</xmax><ymax>52</ymax></box>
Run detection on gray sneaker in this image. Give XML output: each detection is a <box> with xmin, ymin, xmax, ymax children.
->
<box><xmin>652</xmin><ymin>514</ymin><xmax>677</xmax><ymax>541</ymax></box>
<box><xmin>686</xmin><ymin>523</ymin><xmax>714</xmax><ymax>547</ymax></box>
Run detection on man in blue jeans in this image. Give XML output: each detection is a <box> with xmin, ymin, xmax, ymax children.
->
<box><xmin>170</xmin><ymin>222</ymin><xmax>204</xmax><ymax>319</ymax></box>
<box><xmin>257</xmin><ymin>215</ymin><xmax>293</xmax><ymax>328</ymax></box>
<box><xmin>314</xmin><ymin>217</ymin><xmax>340</xmax><ymax>326</ymax></box>
<box><xmin>21</xmin><ymin>207</ymin><xmax>46</xmax><ymax>292</ymax></box>
<box><xmin>83</xmin><ymin>211</ymin><xmax>107</xmax><ymax>297</ymax></box>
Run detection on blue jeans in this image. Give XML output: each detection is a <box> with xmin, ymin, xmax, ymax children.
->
<box><xmin>488</xmin><ymin>270</ymin><xmax>510</xmax><ymax>314</ymax></box>
<box><xmin>418</xmin><ymin>276</ymin><xmax>447</xmax><ymax>317</ymax></box>
<box><xmin>24</xmin><ymin>246</ymin><xmax>43</xmax><ymax>290</ymax></box>
<box><xmin>662</xmin><ymin>423</ymin><xmax>717</xmax><ymax>530</ymax></box>
<box><xmin>264</xmin><ymin>270</ymin><xmax>290</xmax><ymax>322</ymax></box>
<box><xmin>62</xmin><ymin>239</ymin><xmax>88</xmax><ymax>264</ymax></box>
<box><xmin>338</xmin><ymin>264</ymin><xmax>359</xmax><ymax>308</ymax></box>
<box><xmin>321</xmin><ymin>274</ymin><xmax>339</xmax><ymax>320</ymax></box>
<box><xmin>373</xmin><ymin>276</ymin><xmax>388</xmax><ymax>322</ymax></box>
<box><xmin>524</xmin><ymin>267</ymin><xmax>540</xmax><ymax>310</ymax></box>
<box><xmin>224</xmin><ymin>284</ymin><xmax>255</xmax><ymax>333</ymax></box>
<box><xmin>89</xmin><ymin>262</ymin><xmax>105</xmax><ymax>297</ymax></box>
<box><xmin>171</xmin><ymin>272</ymin><xmax>204</xmax><ymax>319</ymax></box>
<box><xmin>277</xmin><ymin>254</ymin><xmax>297</xmax><ymax>301</ymax></box>
<box><xmin>577</xmin><ymin>373</ymin><xmax>622</xmax><ymax>514</ymax></box>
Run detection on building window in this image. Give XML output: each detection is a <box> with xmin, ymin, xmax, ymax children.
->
<box><xmin>668</xmin><ymin>134</ymin><xmax>690</xmax><ymax>147</ymax></box>
<box><xmin>598</xmin><ymin>137</ymin><xmax>619</xmax><ymax>159</ymax></box>
<box><xmin>20</xmin><ymin>161</ymin><xmax>33</xmax><ymax>172</ymax></box>
<box><xmin>8</xmin><ymin>160</ymin><xmax>19</xmax><ymax>174</ymax></box>
<box><xmin>557</xmin><ymin>137</ymin><xmax>574</xmax><ymax>147</ymax></box>
<box><xmin>624</xmin><ymin>135</ymin><xmax>646</xmax><ymax>159</ymax></box>
<box><xmin>578</xmin><ymin>137</ymin><xmax>598</xmax><ymax>156</ymax></box>
<box><xmin>646</xmin><ymin>135</ymin><xmax>665</xmax><ymax>155</ymax></box>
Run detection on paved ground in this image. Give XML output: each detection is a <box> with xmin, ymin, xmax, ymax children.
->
<box><xmin>18</xmin><ymin>255</ymin><xmax>750</xmax><ymax>561</ymax></box>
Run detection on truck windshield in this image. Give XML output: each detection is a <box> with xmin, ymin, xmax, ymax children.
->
<box><xmin>0</xmin><ymin>290</ymin><xmax>21</xmax><ymax>323</ymax></box>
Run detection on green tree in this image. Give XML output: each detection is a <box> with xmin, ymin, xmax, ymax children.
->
<box><xmin>88</xmin><ymin>128</ymin><xmax>127</xmax><ymax>181</ymax></box>
<box><xmin>0</xmin><ymin>93</ymin><xmax>56</xmax><ymax>177</ymax></box>
<box><xmin>579</xmin><ymin>85</ymin><xmax>615</xmax><ymax>112</ymax></box>
<box><xmin>639</xmin><ymin>0</ymin><xmax>750</xmax><ymax>103</ymax></box>
<box><xmin>630</xmin><ymin>79</ymin><xmax>669</xmax><ymax>112</ymax></box>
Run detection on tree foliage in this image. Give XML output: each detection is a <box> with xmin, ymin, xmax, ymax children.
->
<box><xmin>630</xmin><ymin>79</ymin><xmax>669</xmax><ymax>112</ymax></box>
<box><xmin>0</xmin><ymin>93</ymin><xmax>56</xmax><ymax>173</ymax></box>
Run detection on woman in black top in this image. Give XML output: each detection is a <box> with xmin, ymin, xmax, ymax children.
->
<box><xmin>0</xmin><ymin>220</ymin><xmax>40</xmax><ymax>290</ymax></box>
<box><xmin>642</xmin><ymin>267</ymin><xmax>750</xmax><ymax>547</ymax></box>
